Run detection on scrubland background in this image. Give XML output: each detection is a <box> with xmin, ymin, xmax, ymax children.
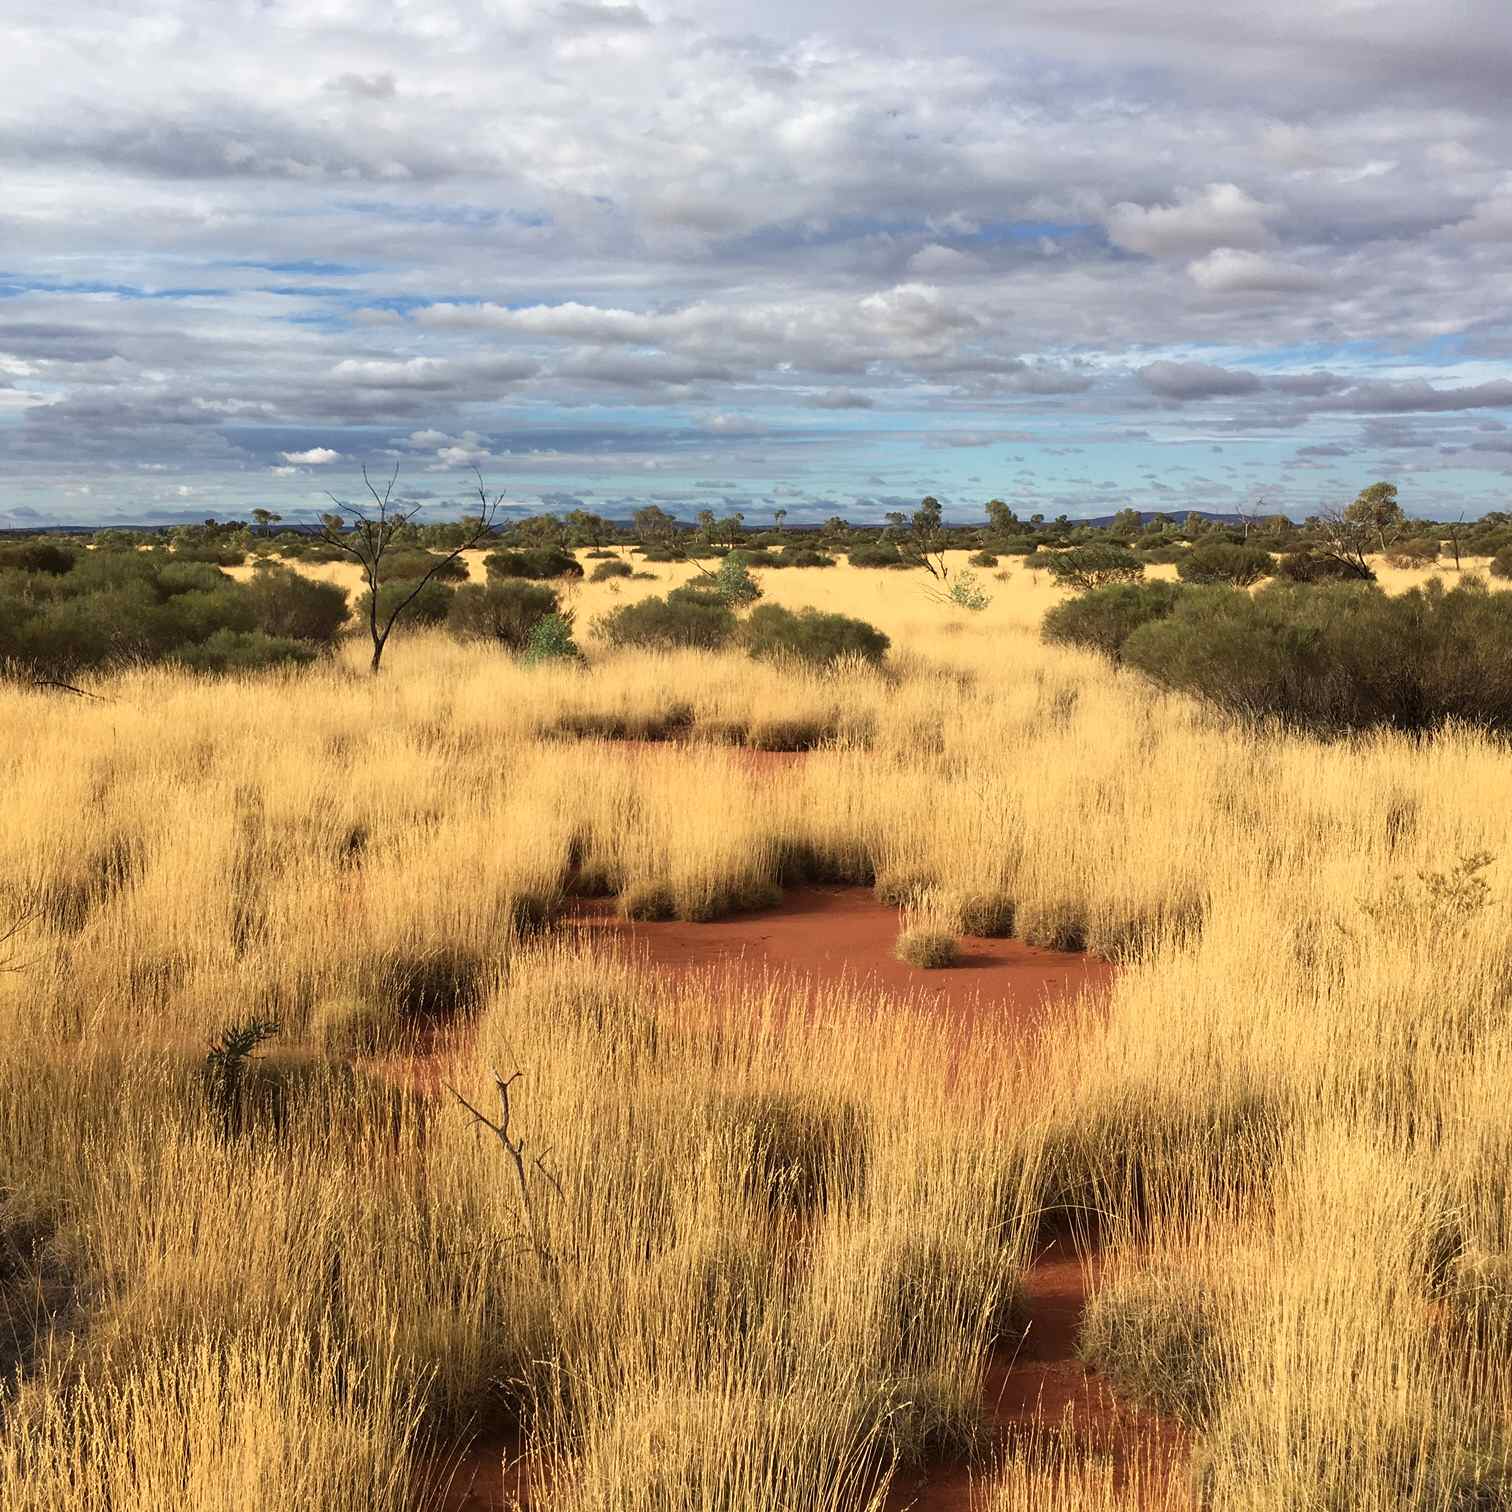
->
<box><xmin>0</xmin><ymin>550</ymin><xmax>1508</xmax><ymax>1510</ymax></box>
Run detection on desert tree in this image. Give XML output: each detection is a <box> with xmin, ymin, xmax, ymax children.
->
<box><xmin>316</xmin><ymin>463</ymin><xmax>502</xmax><ymax>674</ymax></box>
<box><xmin>1314</xmin><ymin>480</ymin><xmax>1407</xmax><ymax>580</ymax></box>
<box><xmin>773</xmin><ymin>507</ymin><xmax>788</xmax><ymax>533</ymax></box>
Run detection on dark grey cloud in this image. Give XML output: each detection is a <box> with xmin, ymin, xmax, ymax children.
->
<box><xmin>1137</xmin><ymin>361</ymin><xmax>1263</xmax><ymax>400</ymax></box>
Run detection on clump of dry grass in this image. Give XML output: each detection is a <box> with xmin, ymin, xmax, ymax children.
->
<box><xmin>894</xmin><ymin>893</ymin><xmax>961</xmax><ymax>968</ymax></box>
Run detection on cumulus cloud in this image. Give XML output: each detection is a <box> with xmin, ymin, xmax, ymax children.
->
<box><xmin>1187</xmin><ymin>248</ymin><xmax>1325</xmax><ymax>294</ymax></box>
<box><xmin>279</xmin><ymin>447</ymin><xmax>342</xmax><ymax>464</ymax></box>
<box><xmin>1106</xmin><ymin>184</ymin><xmax>1275</xmax><ymax>258</ymax></box>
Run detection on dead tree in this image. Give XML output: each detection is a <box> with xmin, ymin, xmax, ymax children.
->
<box><xmin>316</xmin><ymin>464</ymin><xmax>502</xmax><ymax>674</ymax></box>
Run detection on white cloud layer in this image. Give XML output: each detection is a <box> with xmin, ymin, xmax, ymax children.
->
<box><xmin>1</xmin><ymin>0</ymin><xmax>1512</xmax><ymax>520</ymax></box>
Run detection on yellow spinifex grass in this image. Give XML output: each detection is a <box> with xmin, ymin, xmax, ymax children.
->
<box><xmin>0</xmin><ymin>551</ymin><xmax>1509</xmax><ymax>1507</ymax></box>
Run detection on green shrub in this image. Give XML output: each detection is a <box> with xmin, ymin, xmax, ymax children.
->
<box><xmin>382</xmin><ymin>549</ymin><xmax>469</xmax><ymax>583</ymax></box>
<box><xmin>596</xmin><ymin>592</ymin><xmax>737</xmax><ymax>651</ymax></box>
<box><xmin>245</xmin><ymin>562</ymin><xmax>349</xmax><ymax>643</ymax></box>
<box><xmin>484</xmin><ymin>548</ymin><xmax>583</xmax><ymax>581</ymax></box>
<box><xmin>778</xmin><ymin>546</ymin><xmax>836</xmax><ymax>567</ymax></box>
<box><xmin>1490</xmin><ymin>549</ymin><xmax>1512</xmax><ymax>580</ymax></box>
<box><xmin>355</xmin><ymin>577</ymin><xmax>454</xmax><ymax>629</ymax></box>
<box><xmin>996</xmin><ymin>535</ymin><xmax>1040</xmax><ymax>556</ymax></box>
<box><xmin>589</xmin><ymin>558</ymin><xmax>634</xmax><ymax>581</ymax></box>
<box><xmin>740</xmin><ymin>604</ymin><xmax>889</xmax><ymax>667</ymax></box>
<box><xmin>714</xmin><ymin>554</ymin><xmax>763</xmax><ymax>607</ymax></box>
<box><xmin>1176</xmin><ymin>544</ymin><xmax>1274</xmax><ymax>588</ymax></box>
<box><xmin>169</xmin><ymin>545</ymin><xmax>247</xmax><ymax>567</ymax></box>
<box><xmin>1042</xmin><ymin>545</ymin><xmax>1145</xmax><ymax>591</ymax></box>
<box><xmin>1122</xmin><ymin>577</ymin><xmax>1512</xmax><ymax>734</ymax></box>
<box><xmin>1042</xmin><ymin>581</ymin><xmax>1185</xmax><ymax>661</ymax></box>
<box><xmin>1275</xmin><ymin>551</ymin><xmax>1373</xmax><ymax>583</ymax></box>
<box><xmin>848</xmin><ymin>543</ymin><xmax>909</xmax><ymax>569</ymax></box>
<box><xmin>522</xmin><ymin>612</ymin><xmax>582</xmax><ymax>665</ymax></box>
<box><xmin>968</xmin><ymin>550</ymin><xmax>998</xmax><ymax>568</ymax></box>
<box><xmin>1386</xmin><ymin>538</ymin><xmax>1441</xmax><ymax>568</ymax></box>
<box><xmin>0</xmin><ymin>542</ymin><xmax>75</xmax><ymax>575</ymax></box>
<box><xmin>172</xmin><ymin>629</ymin><xmax>319</xmax><ymax>673</ymax></box>
<box><xmin>447</xmin><ymin>580</ymin><xmax>563</xmax><ymax>652</ymax></box>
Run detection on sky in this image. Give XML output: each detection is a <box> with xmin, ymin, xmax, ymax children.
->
<box><xmin>4</xmin><ymin>1</ymin><xmax>1512</xmax><ymax>527</ymax></box>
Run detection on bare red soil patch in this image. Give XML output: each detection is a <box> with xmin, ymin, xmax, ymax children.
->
<box><xmin>568</xmin><ymin>884</ymin><xmax>1114</xmax><ymax>1041</ymax></box>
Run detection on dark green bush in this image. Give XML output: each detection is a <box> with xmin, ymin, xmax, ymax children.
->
<box><xmin>1136</xmin><ymin>544</ymin><xmax>1188</xmax><ymax>566</ymax></box>
<box><xmin>969</xmin><ymin>550</ymin><xmax>999</xmax><ymax>568</ymax></box>
<box><xmin>169</xmin><ymin>545</ymin><xmax>247</xmax><ymax>567</ymax></box>
<box><xmin>0</xmin><ymin>550</ymin><xmax>337</xmax><ymax>680</ymax></box>
<box><xmin>447</xmin><ymin>580</ymin><xmax>564</xmax><ymax>652</ymax></box>
<box><xmin>0</xmin><ymin>542</ymin><xmax>75</xmax><ymax>575</ymax></box>
<box><xmin>484</xmin><ymin>548</ymin><xmax>583</xmax><ymax>581</ymax></box>
<box><xmin>596</xmin><ymin>591</ymin><xmax>737</xmax><ymax>651</ymax></box>
<box><xmin>848</xmin><ymin>544</ymin><xmax>910</xmax><ymax>569</ymax></box>
<box><xmin>1176</xmin><ymin>544</ymin><xmax>1274</xmax><ymax>588</ymax></box>
<box><xmin>355</xmin><ymin>577</ymin><xmax>454</xmax><ymax>629</ymax></box>
<box><xmin>1386</xmin><ymin>538</ymin><xmax>1441</xmax><ymax>567</ymax></box>
<box><xmin>996</xmin><ymin>535</ymin><xmax>1040</xmax><ymax>556</ymax></box>
<box><xmin>245</xmin><ymin>563</ymin><xmax>349</xmax><ymax>643</ymax></box>
<box><xmin>740</xmin><ymin>604</ymin><xmax>889</xmax><ymax>668</ymax></box>
<box><xmin>383</xmin><ymin>549</ymin><xmax>470</xmax><ymax>583</ymax></box>
<box><xmin>522</xmin><ymin>612</ymin><xmax>582</xmax><ymax>665</ymax></box>
<box><xmin>1489</xmin><ymin>549</ymin><xmax>1512</xmax><ymax>580</ymax></box>
<box><xmin>173</xmin><ymin>629</ymin><xmax>319</xmax><ymax>673</ymax></box>
<box><xmin>1042</xmin><ymin>581</ymin><xmax>1185</xmax><ymax>662</ymax></box>
<box><xmin>590</xmin><ymin>558</ymin><xmax>634</xmax><ymax>581</ymax></box>
<box><xmin>1122</xmin><ymin>578</ymin><xmax>1512</xmax><ymax>734</ymax></box>
<box><xmin>1042</xmin><ymin>545</ymin><xmax>1145</xmax><ymax>591</ymax></box>
<box><xmin>1275</xmin><ymin>551</ymin><xmax>1373</xmax><ymax>584</ymax></box>
<box><xmin>778</xmin><ymin>545</ymin><xmax>836</xmax><ymax>568</ymax></box>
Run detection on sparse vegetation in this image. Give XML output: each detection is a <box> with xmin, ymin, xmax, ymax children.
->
<box><xmin>3</xmin><ymin>533</ymin><xmax>1511</xmax><ymax>1512</ymax></box>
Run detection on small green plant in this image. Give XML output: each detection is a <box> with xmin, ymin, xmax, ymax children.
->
<box><xmin>945</xmin><ymin>570</ymin><xmax>991</xmax><ymax>612</ymax></box>
<box><xmin>713</xmin><ymin>553</ymin><xmax>763</xmax><ymax>607</ymax></box>
<box><xmin>1042</xmin><ymin>545</ymin><xmax>1145</xmax><ymax>592</ymax></box>
<box><xmin>1361</xmin><ymin>851</ymin><xmax>1494</xmax><ymax>934</ymax></box>
<box><xmin>204</xmin><ymin>1017</ymin><xmax>281</xmax><ymax>1137</ymax></box>
<box><xmin>522</xmin><ymin>611</ymin><xmax>583</xmax><ymax>665</ymax></box>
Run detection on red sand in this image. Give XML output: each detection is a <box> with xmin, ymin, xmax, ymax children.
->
<box><xmin>568</xmin><ymin>884</ymin><xmax>1114</xmax><ymax>1040</ymax></box>
<box><xmin>415</xmin><ymin>886</ymin><xmax>1166</xmax><ymax>1512</ymax></box>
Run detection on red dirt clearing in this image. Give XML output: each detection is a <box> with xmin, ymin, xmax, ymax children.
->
<box><xmin>568</xmin><ymin>884</ymin><xmax>1114</xmax><ymax>1040</ymax></box>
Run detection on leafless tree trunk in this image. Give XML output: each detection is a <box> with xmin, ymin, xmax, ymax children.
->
<box><xmin>315</xmin><ymin>465</ymin><xmax>502</xmax><ymax>674</ymax></box>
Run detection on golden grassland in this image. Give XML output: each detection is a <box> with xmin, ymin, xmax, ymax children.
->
<box><xmin>0</xmin><ymin>551</ymin><xmax>1509</xmax><ymax>1508</ymax></box>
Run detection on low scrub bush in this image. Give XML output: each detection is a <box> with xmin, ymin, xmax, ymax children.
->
<box><xmin>1490</xmin><ymin>548</ymin><xmax>1512</xmax><ymax>580</ymax></box>
<box><xmin>381</xmin><ymin>549</ymin><xmax>470</xmax><ymax>583</ymax></box>
<box><xmin>589</xmin><ymin>558</ymin><xmax>633</xmax><ymax>581</ymax></box>
<box><xmin>777</xmin><ymin>546</ymin><xmax>836</xmax><ymax>567</ymax></box>
<box><xmin>1386</xmin><ymin>538</ymin><xmax>1441</xmax><ymax>568</ymax></box>
<box><xmin>355</xmin><ymin>577</ymin><xmax>454</xmax><ymax>629</ymax></box>
<box><xmin>995</xmin><ymin>535</ymin><xmax>1040</xmax><ymax>556</ymax></box>
<box><xmin>1041</xmin><ymin>580</ymin><xmax>1185</xmax><ymax>662</ymax></box>
<box><xmin>968</xmin><ymin>550</ymin><xmax>998</xmax><ymax>568</ymax></box>
<box><xmin>1120</xmin><ymin>577</ymin><xmax>1512</xmax><ymax>735</ymax></box>
<box><xmin>740</xmin><ymin>604</ymin><xmax>889</xmax><ymax>667</ymax></box>
<box><xmin>0</xmin><ymin>541</ymin><xmax>75</xmax><ymax>575</ymax></box>
<box><xmin>522</xmin><ymin>612</ymin><xmax>582</xmax><ymax>665</ymax></box>
<box><xmin>0</xmin><ymin>551</ymin><xmax>335</xmax><ymax>677</ymax></box>
<box><xmin>244</xmin><ymin>562</ymin><xmax>349</xmax><ymax>643</ymax></box>
<box><xmin>1176</xmin><ymin>543</ymin><xmax>1274</xmax><ymax>587</ymax></box>
<box><xmin>595</xmin><ymin>590</ymin><xmax>737</xmax><ymax>651</ymax></box>
<box><xmin>484</xmin><ymin>547</ymin><xmax>583</xmax><ymax>581</ymax></box>
<box><xmin>447</xmin><ymin>580</ymin><xmax>564</xmax><ymax>652</ymax></box>
<box><xmin>1275</xmin><ymin>550</ymin><xmax>1372</xmax><ymax>583</ymax></box>
<box><xmin>848</xmin><ymin>543</ymin><xmax>910</xmax><ymax>569</ymax></box>
<box><xmin>714</xmin><ymin>554</ymin><xmax>763</xmax><ymax>607</ymax></box>
<box><xmin>1041</xmin><ymin>545</ymin><xmax>1145</xmax><ymax>591</ymax></box>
